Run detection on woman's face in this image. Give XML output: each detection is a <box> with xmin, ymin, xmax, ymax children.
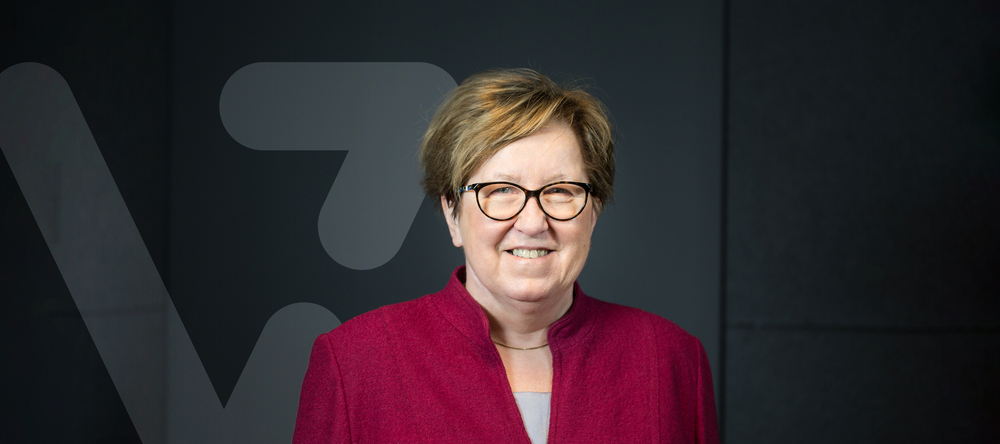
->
<box><xmin>444</xmin><ymin>122</ymin><xmax>598</xmax><ymax>307</ymax></box>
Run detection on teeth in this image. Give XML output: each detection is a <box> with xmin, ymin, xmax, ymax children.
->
<box><xmin>510</xmin><ymin>249</ymin><xmax>550</xmax><ymax>259</ymax></box>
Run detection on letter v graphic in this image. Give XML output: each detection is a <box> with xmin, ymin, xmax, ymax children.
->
<box><xmin>0</xmin><ymin>62</ymin><xmax>339</xmax><ymax>444</ymax></box>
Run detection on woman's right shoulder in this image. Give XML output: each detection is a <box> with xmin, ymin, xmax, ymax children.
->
<box><xmin>315</xmin><ymin>294</ymin><xmax>436</xmax><ymax>352</ymax></box>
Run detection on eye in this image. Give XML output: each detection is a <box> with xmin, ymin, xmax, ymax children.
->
<box><xmin>482</xmin><ymin>184</ymin><xmax>523</xmax><ymax>198</ymax></box>
<box><xmin>488</xmin><ymin>186</ymin><xmax>514</xmax><ymax>196</ymax></box>
<box><xmin>543</xmin><ymin>186</ymin><xmax>573</xmax><ymax>195</ymax></box>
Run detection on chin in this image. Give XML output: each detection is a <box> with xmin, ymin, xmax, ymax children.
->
<box><xmin>501</xmin><ymin>279</ymin><xmax>571</xmax><ymax>304</ymax></box>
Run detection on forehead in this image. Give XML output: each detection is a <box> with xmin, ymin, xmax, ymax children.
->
<box><xmin>472</xmin><ymin>123</ymin><xmax>586</xmax><ymax>184</ymax></box>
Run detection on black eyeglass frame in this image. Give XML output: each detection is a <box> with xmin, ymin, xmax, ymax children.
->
<box><xmin>457</xmin><ymin>181</ymin><xmax>593</xmax><ymax>221</ymax></box>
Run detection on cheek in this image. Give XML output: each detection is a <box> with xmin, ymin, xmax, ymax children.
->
<box><xmin>462</xmin><ymin>218</ymin><xmax>514</xmax><ymax>252</ymax></box>
<box><xmin>458</xmin><ymin>211</ymin><xmax>490</xmax><ymax>247</ymax></box>
<box><xmin>568</xmin><ymin>223</ymin><xmax>596</xmax><ymax>255</ymax></box>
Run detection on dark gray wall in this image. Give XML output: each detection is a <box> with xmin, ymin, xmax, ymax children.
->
<box><xmin>3</xmin><ymin>1</ymin><xmax>722</xmax><ymax>442</ymax></box>
<box><xmin>3</xmin><ymin>0</ymin><xmax>998</xmax><ymax>443</ymax></box>
<box><xmin>726</xmin><ymin>0</ymin><xmax>1000</xmax><ymax>441</ymax></box>
<box><xmin>1</xmin><ymin>1</ymin><xmax>169</xmax><ymax>443</ymax></box>
<box><xmin>167</xmin><ymin>0</ymin><xmax>723</xmax><ymax>407</ymax></box>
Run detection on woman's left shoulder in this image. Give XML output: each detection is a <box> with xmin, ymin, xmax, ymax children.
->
<box><xmin>582</xmin><ymin>295</ymin><xmax>703</xmax><ymax>349</ymax></box>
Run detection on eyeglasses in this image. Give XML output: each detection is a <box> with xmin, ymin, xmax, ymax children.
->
<box><xmin>458</xmin><ymin>181</ymin><xmax>592</xmax><ymax>221</ymax></box>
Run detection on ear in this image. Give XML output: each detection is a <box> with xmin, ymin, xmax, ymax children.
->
<box><xmin>442</xmin><ymin>195</ymin><xmax>463</xmax><ymax>248</ymax></box>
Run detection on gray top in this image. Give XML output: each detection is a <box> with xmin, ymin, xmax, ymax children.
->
<box><xmin>512</xmin><ymin>392</ymin><xmax>551</xmax><ymax>444</ymax></box>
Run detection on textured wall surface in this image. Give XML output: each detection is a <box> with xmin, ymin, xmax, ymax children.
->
<box><xmin>167</xmin><ymin>0</ymin><xmax>723</xmax><ymax>405</ymax></box>
<box><xmin>5</xmin><ymin>0</ymin><xmax>999</xmax><ymax>442</ymax></box>
<box><xmin>726</xmin><ymin>0</ymin><xmax>1000</xmax><ymax>441</ymax></box>
<box><xmin>3</xmin><ymin>1</ymin><xmax>722</xmax><ymax>442</ymax></box>
<box><xmin>1</xmin><ymin>1</ymin><xmax>169</xmax><ymax>443</ymax></box>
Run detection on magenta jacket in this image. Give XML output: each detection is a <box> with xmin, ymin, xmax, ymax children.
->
<box><xmin>293</xmin><ymin>267</ymin><xmax>719</xmax><ymax>443</ymax></box>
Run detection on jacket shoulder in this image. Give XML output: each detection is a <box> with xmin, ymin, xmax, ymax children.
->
<box><xmin>584</xmin><ymin>296</ymin><xmax>702</xmax><ymax>349</ymax></box>
<box><xmin>320</xmin><ymin>295</ymin><xmax>433</xmax><ymax>351</ymax></box>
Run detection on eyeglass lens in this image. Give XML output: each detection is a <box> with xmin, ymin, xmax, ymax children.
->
<box><xmin>477</xmin><ymin>183</ymin><xmax>588</xmax><ymax>220</ymax></box>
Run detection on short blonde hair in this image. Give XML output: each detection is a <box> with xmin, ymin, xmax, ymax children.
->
<box><xmin>420</xmin><ymin>68</ymin><xmax>615</xmax><ymax>214</ymax></box>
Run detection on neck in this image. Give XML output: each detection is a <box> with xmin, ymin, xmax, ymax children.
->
<box><xmin>465</xmin><ymin>281</ymin><xmax>574</xmax><ymax>349</ymax></box>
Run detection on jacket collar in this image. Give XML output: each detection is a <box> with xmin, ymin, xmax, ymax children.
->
<box><xmin>433</xmin><ymin>266</ymin><xmax>595</xmax><ymax>352</ymax></box>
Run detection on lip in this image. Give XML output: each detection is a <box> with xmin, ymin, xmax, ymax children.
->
<box><xmin>504</xmin><ymin>246</ymin><xmax>554</xmax><ymax>252</ymax></box>
<box><xmin>506</xmin><ymin>245</ymin><xmax>553</xmax><ymax>250</ymax></box>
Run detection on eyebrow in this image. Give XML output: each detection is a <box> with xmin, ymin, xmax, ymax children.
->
<box><xmin>491</xmin><ymin>173</ymin><xmax>520</xmax><ymax>182</ymax></box>
<box><xmin>488</xmin><ymin>172</ymin><xmax>574</xmax><ymax>183</ymax></box>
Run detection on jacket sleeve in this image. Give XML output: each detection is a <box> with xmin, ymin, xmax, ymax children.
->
<box><xmin>694</xmin><ymin>338</ymin><xmax>720</xmax><ymax>444</ymax></box>
<box><xmin>292</xmin><ymin>333</ymin><xmax>351</xmax><ymax>444</ymax></box>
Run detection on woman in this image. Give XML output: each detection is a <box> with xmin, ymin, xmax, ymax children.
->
<box><xmin>293</xmin><ymin>69</ymin><xmax>718</xmax><ymax>444</ymax></box>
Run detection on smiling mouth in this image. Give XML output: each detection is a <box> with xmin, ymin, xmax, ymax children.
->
<box><xmin>508</xmin><ymin>249</ymin><xmax>551</xmax><ymax>259</ymax></box>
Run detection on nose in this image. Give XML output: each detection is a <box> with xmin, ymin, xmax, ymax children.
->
<box><xmin>513</xmin><ymin>195</ymin><xmax>550</xmax><ymax>235</ymax></box>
